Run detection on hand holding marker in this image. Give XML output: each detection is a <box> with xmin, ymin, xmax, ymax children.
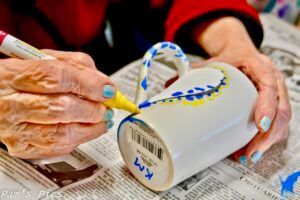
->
<box><xmin>0</xmin><ymin>30</ymin><xmax>140</xmax><ymax>114</ymax></box>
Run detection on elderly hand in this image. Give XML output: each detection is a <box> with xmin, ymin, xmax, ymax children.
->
<box><xmin>192</xmin><ymin>17</ymin><xmax>292</xmax><ymax>164</ymax></box>
<box><xmin>0</xmin><ymin>50</ymin><xmax>115</xmax><ymax>159</ymax></box>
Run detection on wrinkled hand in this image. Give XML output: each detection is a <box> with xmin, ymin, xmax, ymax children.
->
<box><xmin>0</xmin><ymin>50</ymin><xmax>115</xmax><ymax>159</ymax></box>
<box><xmin>193</xmin><ymin>50</ymin><xmax>292</xmax><ymax>164</ymax></box>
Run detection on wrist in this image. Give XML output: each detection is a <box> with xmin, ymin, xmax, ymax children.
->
<box><xmin>193</xmin><ymin>16</ymin><xmax>259</xmax><ymax>57</ymax></box>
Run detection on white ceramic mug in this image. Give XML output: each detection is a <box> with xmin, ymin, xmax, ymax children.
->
<box><xmin>118</xmin><ymin>42</ymin><xmax>258</xmax><ymax>191</ymax></box>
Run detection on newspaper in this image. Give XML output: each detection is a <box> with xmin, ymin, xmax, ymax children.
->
<box><xmin>0</xmin><ymin>14</ymin><xmax>299</xmax><ymax>200</ymax></box>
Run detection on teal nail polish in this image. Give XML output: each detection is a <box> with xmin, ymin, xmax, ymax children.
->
<box><xmin>103</xmin><ymin>85</ymin><xmax>115</xmax><ymax>99</ymax></box>
<box><xmin>259</xmin><ymin>116</ymin><xmax>271</xmax><ymax>132</ymax></box>
<box><xmin>251</xmin><ymin>151</ymin><xmax>263</xmax><ymax>163</ymax></box>
<box><xmin>105</xmin><ymin>109</ymin><xmax>114</xmax><ymax>121</ymax></box>
<box><xmin>106</xmin><ymin>120</ymin><xmax>114</xmax><ymax>129</ymax></box>
<box><xmin>239</xmin><ymin>155</ymin><xmax>248</xmax><ymax>165</ymax></box>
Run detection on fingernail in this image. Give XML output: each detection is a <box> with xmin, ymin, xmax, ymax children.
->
<box><xmin>259</xmin><ymin>116</ymin><xmax>271</xmax><ymax>132</ymax></box>
<box><xmin>251</xmin><ymin>151</ymin><xmax>263</xmax><ymax>163</ymax></box>
<box><xmin>103</xmin><ymin>85</ymin><xmax>115</xmax><ymax>99</ymax></box>
<box><xmin>106</xmin><ymin>120</ymin><xmax>114</xmax><ymax>129</ymax></box>
<box><xmin>239</xmin><ymin>155</ymin><xmax>248</xmax><ymax>165</ymax></box>
<box><xmin>105</xmin><ymin>109</ymin><xmax>114</xmax><ymax>121</ymax></box>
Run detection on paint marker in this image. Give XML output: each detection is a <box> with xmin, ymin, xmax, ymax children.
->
<box><xmin>0</xmin><ymin>30</ymin><xmax>140</xmax><ymax>114</ymax></box>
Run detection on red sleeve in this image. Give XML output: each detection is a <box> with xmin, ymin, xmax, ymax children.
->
<box><xmin>165</xmin><ymin>0</ymin><xmax>263</xmax><ymax>50</ymax></box>
<box><xmin>0</xmin><ymin>0</ymin><xmax>17</xmax><ymax>35</ymax></box>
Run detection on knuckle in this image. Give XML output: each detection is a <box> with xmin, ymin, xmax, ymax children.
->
<box><xmin>48</xmin><ymin>95</ymin><xmax>72</xmax><ymax>118</ymax></box>
<box><xmin>258</xmin><ymin>54</ymin><xmax>273</xmax><ymax>66</ymax></box>
<box><xmin>243</xmin><ymin>57</ymin><xmax>259</xmax><ymax>69</ymax></box>
<box><xmin>74</xmin><ymin>52</ymin><xmax>95</xmax><ymax>66</ymax></box>
<box><xmin>15</xmin><ymin>60</ymin><xmax>63</xmax><ymax>90</ymax></box>
<box><xmin>252</xmin><ymin>55</ymin><xmax>274</xmax><ymax>74</ymax></box>
<box><xmin>6</xmin><ymin>143</ymin><xmax>27</xmax><ymax>158</ymax></box>
<box><xmin>56</xmin><ymin>123</ymin><xmax>74</xmax><ymax>145</ymax></box>
<box><xmin>259</xmin><ymin>76</ymin><xmax>278</xmax><ymax>96</ymax></box>
<box><xmin>75</xmin><ymin>52</ymin><xmax>91</xmax><ymax>61</ymax></box>
<box><xmin>60</xmin><ymin>146</ymin><xmax>75</xmax><ymax>155</ymax></box>
<box><xmin>2</xmin><ymin>58</ymin><xmax>20</xmax><ymax>65</ymax></box>
<box><xmin>278</xmin><ymin>107</ymin><xmax>292</xmax><ymax>123</ymax></box>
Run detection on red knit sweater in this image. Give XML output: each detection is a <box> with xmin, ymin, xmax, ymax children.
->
<box><xmin>0</xmin><ymin>0</ymin><xmax>261</xmax><ymax>50</ymax></box>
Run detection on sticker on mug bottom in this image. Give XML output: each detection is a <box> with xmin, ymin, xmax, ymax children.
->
<box><xmin>126</xmin><ymin>118</ymin><xmax>171</xmax><ymax>184</ymax></box>
<box><xmin>139</xmin><ymin>66</ymin><xmax>230</xmax><ymax>109</ymax></box>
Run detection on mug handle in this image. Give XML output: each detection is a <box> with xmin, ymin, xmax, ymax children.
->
<box><xmin>135</xmin><ymin>42</ymin><xmax>191</xmax><ymax>104</ymax></box>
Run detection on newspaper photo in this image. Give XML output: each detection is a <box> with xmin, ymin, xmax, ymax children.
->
<box><xmin>0</xmin><ymin>14</ymin><xmax>299</xmax><ymax>200</ymax></box>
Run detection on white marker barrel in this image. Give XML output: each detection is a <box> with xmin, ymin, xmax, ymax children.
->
<box><xmin>0</xmin><ymin>30</ymin><xmax>54</xmax><ymax>60</ymax></box>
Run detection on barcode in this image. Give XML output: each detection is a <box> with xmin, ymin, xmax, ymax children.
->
<box><xmin>131</xmin><ymin>128</ymin><xmax>163</xmax><ymax>161</ymax></box>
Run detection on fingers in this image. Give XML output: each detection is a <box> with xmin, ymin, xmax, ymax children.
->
<box><xmin>1</xmin><ymin>93</ymin><xmax>110</xmax><ymax>124</ymax></box>
<box><xmin>6</xmin><ymin>59</ymin><xmax>115</xmax><ymax>102</ymax></box>
<box><xmin>231</xmin><ymin>146</ymin><xmax>247</xmax><ymax>164</ymax></box>
<box><xmin>243</xmin><ymin>121</ymin><xmax>289</xmax><ymax>164</ymax></box>
<box><xmin>3</xmin><ymin>122</ymin><xmax>108</xmax><ymax>159</ymax></box>
<box><xmin>237</xmin><ymin>71</ymin><xmax>291</xmax><ymax>164</ymax></box>
<box><xmin>42</xmin><ymin>49</ymin><xmax>97</xmax><ymax>69</ymax></box>
<box><xmin>194</xmin><ymin>56</ymin><xmax>279</xmax><ymax>134</ymax></box>
<box><xmin>248</xmin><ymin>61</ymin><xmax>278</xmax><ymax>134</ymax></box>
<box><xmin>194</xmin><ymin>56</ymin><xmax>278</xmax><ymax>133</ymax></box>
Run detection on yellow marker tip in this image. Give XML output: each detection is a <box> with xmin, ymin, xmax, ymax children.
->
<box><xmin>103</xmin><ymin>91</ymin><xmax>141</xmax><ymax>114</ymax></box>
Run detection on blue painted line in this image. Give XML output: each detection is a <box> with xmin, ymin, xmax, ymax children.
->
<box><xmin>143</xmin><ymin>60</ymin><xmax>147</xmax><ymax>66</ymax></box>
<box><xmin>169</xmin><ymin>44</ymin><xmax>176</xmax><ymax>49</ymax></box>
<box><xmin>174</xmin><ymin>50</ymin><xmax>183</xmax><ymax>57</ymax></box>
<box><xmin>195</xmin><ymin>94</ymin><xmax>203</xmax><ymax>99</ymax></box>
<box><xmin>195</xmin><ymin>87</ymin><xmax>205</xmax><ymax>91</ymax></box>
<box><xmin>187</xmin><ymin>89</ymin><xmax>194</xmax><ymax>94</ymax></box>
<box><xmin>161</xmin><ymin>42</ymin><xmax>168</xmax><ymax>48</ymax></box>
<box><xmin>185</xmin><ymin>95</ymin><xmax>194</xmax><ymax>101</ymax></box>
<box><xmin>139</xmin><ymin>100</ymin><xmax>151</xmax><ymax>109</ymax></box>
<box><xmin>149</xmin><ymin>47</ymin><xmax>157</xmax><ymax>58</ymax></box>
<box><xmin>146</xmin><ymin>59</ymin><xmax>151</xmax><ymax>68</ymax></box>
<box><xmin>141</xmin><ymin>77</ymin><xmax>147</xmax><ymax>90</ymax></box>
<box><xmin>151</xmin><ymin>49</ymin><xmax>157</xmax><ymax>58</ymax></box>
<box><xmin>172</xmin><ymin>91</ymin><xmax>183</xmax><ymax>97</ymax></box>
